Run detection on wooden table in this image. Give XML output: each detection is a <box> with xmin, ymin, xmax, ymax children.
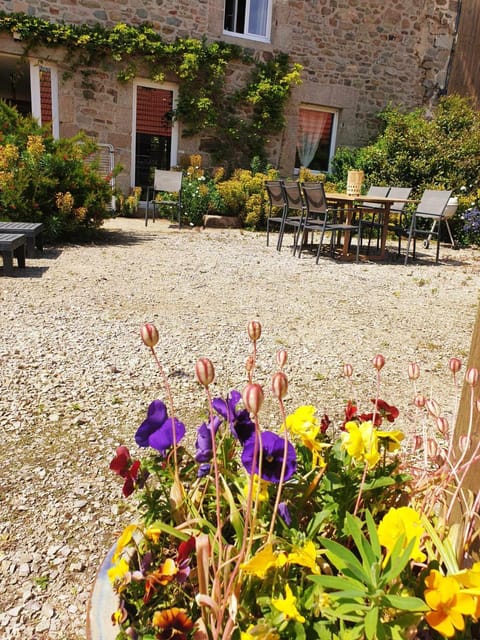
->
<box><xmin>325</xmin><ymin>192</ymin><xmax>414</xmax><ymax>260</ymax></box>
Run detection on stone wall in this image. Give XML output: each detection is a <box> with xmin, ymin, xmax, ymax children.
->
<box><xmin>0</xmin><ymin>0</ymin><xmax>460</xmax><ymax>185</ymax></box>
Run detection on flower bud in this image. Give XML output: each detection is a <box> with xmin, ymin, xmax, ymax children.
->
<box><xmin>195</xmin><ymin>358</ymin><xmax>215</xmax><ymax>387</ymax></box>
<box><xmin>426</xmin><ymin>398</ymin><xmax>440</xmax><ymax>418</ymax></box>
<box><xmin>242</xmin><ymin>383</ymin><xmax>264</xmax><ymax>415</ymax></box>
<box><xmin>276</xmin><ymin>349</ymin><xmax>288</xmax><ymax>369</ymax></box>
<box><xmin>414</xmin><ymin>394</ymin><xmax>426</xmax><ymax>408</ymax></box>
<box><xmin>245</xmin><ymin>355</ymin><xmax>255</xmax><ymax>373</ymax></box>
<box><xmin>449</xmin><ymin>357</ymin><xmax>462</xmax><ymax>374</ymax></box>
<box><xmin>466</xmin><ymin>367</ymin><xmax>479</xmax><ymax>387</ymax></box>
<box><xmin>413</xmin><ymin>435</ymin><xmax>423</xmax><ymax>450</ymax></box>
<box><xmin>408</xmin><ymin>362</ymin><xmax>420</xmax><ymax>381</ymax></box>
<box><xmin>247</xmin><ymin>320</ymin><xmax>262</xmax><ymax>342</ymax></box>
<box><xmin>372</xmin><ymin>354</ymin><xmax>385</xmax><ymax>371</ymax></box>
<box><xmin>426</xmin><ymin>438</ymin><xmax>439</xmax><ymax>460</ymax></box>
<box><xmin>459</xmin><ymin>435</ymin><xmax>471</xmax><ymax>453</ymax></box>
<box><xmin>343</xmin><ymin>363</ymin><xmax>353</xmax><ymax>378</ymax></box>
<box><xmin>140</xmin><ymin>323</ymin><xmax>159</xmax><ymax>348</ymax></box>
<box><xmin>272</xmin><ymin>371</ymin><xmax>288</xmax><ymax>399</ymax></box>
<box><xmin>436</xmin><ymin>416</ymin><xmax>449</xmax><ymax>436</ymax></box>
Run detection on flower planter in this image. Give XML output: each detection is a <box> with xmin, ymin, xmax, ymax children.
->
<box><xmin>86</xmin><ymin>544</ymin><xmax>119</xmax><ymax>640</ymax></box>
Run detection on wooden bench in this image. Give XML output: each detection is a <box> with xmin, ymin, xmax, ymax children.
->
<box><xmin>0</xmin><ymin>222</ymin><xmax>44</xmax><ymax>258</ymax></box>
<box><xmin>0</xmin><ymin>233</ymin><xmax>27</xmax><ymax>276</ymax></box>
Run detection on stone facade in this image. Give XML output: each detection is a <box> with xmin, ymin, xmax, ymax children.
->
<box><xmin>0</xmin><ymin>0</ymin><xmax>460</xmax><ymax>192</ymax></box>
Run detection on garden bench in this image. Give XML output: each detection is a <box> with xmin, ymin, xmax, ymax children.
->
<box><xmin>0</xmin><ymin>233</ymin><xmax>27</xmax><ymax>276</ymax></box>
<box><xmin>0</xmin><ymin>222</ymin><xmax>44</xmax><ymax>258</ymax></box>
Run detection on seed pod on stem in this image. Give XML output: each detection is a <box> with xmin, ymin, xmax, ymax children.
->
<box><xmin>140</xmin><ymin>323</ymin><xmax>159</xmax><ymax>348</ymax></box>
<box><xmin>195</xmin><ymin>358</ymin><xmax>215</xmax><ymax>388</ymax></box>
<box><xmin>242</xmin><ymin>383</ymin><xmax>264</xmax><ymax>416</ymax></box>
<box><xmin>414</xmin><ymin>394</ymin><xmax>426</xmax><ymax>408</ymax></box>
<box><xmin>449</xmin><ymin>357</ymin><xmax>462</xmax><ymax>375</ymax></box>
<box><xmin>343</xmin><ymin>363</ymin><xmax>353</xmax><ymax>378</ymax></box>
<box><xmin>372</xmin><ymin>354</ymin><xmax>385</xmax><ymax>371</ymax></box>
<box><xmin>408</xmin><ymin>362</ymin><xmax>420</xmax><ymax>381</ymax></box>
<box><xmin>436</xmin><ymin>416</ymin><xmax>449</xmax><ymax>437</ymax></box>
<box><xmin>276</xmin><ymin>349</ymin><xmax>288</xmax><ymax>370</ymax></box>
<box><xmin>426</xmin><ymin>398</ymin><xmax>440</xmax><ymax>418</ymax></box>
<box><xmin>466</xmin><ymin>367</ymin><xmax>479</xmax><ymax>387</ymax></box>
<box><xmin>247</xmin><ymin>320</ymin><xmax>262</xmax><ymax>342</ymax></box>
<box><xmin>272</xmin><ymin>371</ymin><xmax>288</xmax><ymax>400</ymax></box>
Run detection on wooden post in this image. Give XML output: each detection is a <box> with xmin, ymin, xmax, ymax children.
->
<box><xmin>451</xmin><ymin>303</ymin><xmax>480</xmax><ymax>558</ymax></box>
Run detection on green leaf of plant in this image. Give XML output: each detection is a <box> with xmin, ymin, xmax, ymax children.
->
<box><xmin>309</xmin><ymin>574</ymin><xmax>366</xmax><ymax>598</ymax></box>
<box><xmin>365</xmin><ymin>509</ymin><xmax>381</xmax><ymax>559</ymax></box>
<box><xmin>364</xmin><ymin>606</ymin><xmax>379</xmax><ymax>640</ymax></box>
<box><xmin>344</xmin><ymin>511</ymin><xmax>376</xmax><ymax>573</ymax></box>
<box><xmin>382</xmin><ymin>595</ymin><xmax>428</xmax><ymax>612</ymax></box>
<box><xmin>320</xmin><ymin>536</ymin><xmax>370</xmax><ymax>584</ymax></box>
<box><xmin>380</xmin><ymin>535</ymin><xmax>416</xmax><ymax>586</ymax></box>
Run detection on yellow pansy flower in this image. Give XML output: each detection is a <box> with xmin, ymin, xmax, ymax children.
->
<box><xmin>242</xmin><ymin>474</ymin><xmax>269</xmax><ymax>502</ymax></box>
<box><xmin>285</xmin><ymin>405</ymin><xmax>318</xmax><ymax>437</ymax></box>
<box><xmin>341</xmin><ymin>420</ymin><xmax>380</xmax><ymax>468</ymax></box>
<box><xmin>108</xmin><ymin>557</ymin><xmax>130</xmax><ymax>586</ymax></box>
<box><xmin>377</xmin><ymin>506</ymin><xmax>426</xmax><ymax>563</ymax></box>
<box><xmin>145</xmin><ymin>526</ymin><xmax>163</xmax><ymax>544</ymax></box>
<box><xmin>113</xmin><ymin>523</ymin><xmax>137</xmax><ymax>562</ymax></box>
<box><xmin>377</xmin><ymin>429</ymin><xmax>405</xmax><ymax>452</ymax></box>
<box><xmin>424</xmin><ymin>569</ymin><xmax>476</xmax><ymax>638</ymax></box>
<box><xmin>240</xmin><ymin>544</ymin><xmax>287</xmax><ymax>578</ymax></box>
<box><xmin>241</xmin><ymin>623</ymin><xmax>279</xmax><ymax>640</ymax></box>
<box><xmin>287</xmin><ymin>540</ymin><xmax>320</xmax><ymax>574</ymax></box>
<box><xmin>272</xmin><ymin>584</ymin><xmax>305</xmax><ymax>623</ymax></box>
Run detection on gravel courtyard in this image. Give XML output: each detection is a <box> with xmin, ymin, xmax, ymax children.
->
<box><xmin>1</xmin><ymin>216</ymin><xmax>480</xmax><ymax>639</ymax></box>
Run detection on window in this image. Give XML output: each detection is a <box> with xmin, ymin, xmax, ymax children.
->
<box><xmin>132</xmin><ymin>81</ymin><xmax>179</xmax><ymax>195</ymax></box>
<box><xmin>224</xmin><ymin>0</ymin><xmax>271</xmax><ymax>41</ymax></box>
<box><xmin>295</xmin><ymin>107</ymin><xmax>338</xmax><ymax>173</ymax></box>
<box><xmin>30</xmin><ymin>62</ymin><xmax>59</xmax><ymax>138</ymax></box>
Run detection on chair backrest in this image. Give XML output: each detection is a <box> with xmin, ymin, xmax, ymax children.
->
<box><xmin>154</xmin><ymin>169</ymin><xmax>183</xmax><ymax>193</ymax></box>
<box><xmin>364</xmin><ymin>185</ymin><xmax>390</xmax><ymax>209</ymax></box>
<box><xmin>302</xmin><ymin>182</ymin><xmax>328</xmax><ymax>216</ymax></box>
<box><xmin>282</xmin><ymin>182</ymin><xmax>304</xmax><ymax>212</ymax></box>
<box><xmin>265</xmin><ymin>180</ymin><xmax>285</xmax><ymax>208</ymax></box>
<box><xmin>388</xmin><ymin>186</ymin><xmax>412</xmax><ymax>212</ymax></box>
<box><xmin>415</xmin><ymin>189</ymin><xmax>453</xmax><ymax>219</ymax></box>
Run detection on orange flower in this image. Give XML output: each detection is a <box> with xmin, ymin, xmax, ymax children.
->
<box><xmin>152</xmin><ymin>607</ymin><xmax>194</xmax><ymax>639</ymax></box>
<box><xmin>424</xmin><ymin>569</ymin><xmax>476</xmax><ymax>638</ymax></box>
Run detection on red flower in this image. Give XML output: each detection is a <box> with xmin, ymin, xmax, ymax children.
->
<box><xmin>109</xmin><ymin>446</ymin><xmax>142</xmax><ymax>497</ymax></box>
<box><xmin>341</xmin><ymin>401</ymin><xmax>358</xmax><ymax>429</ymax></box>
<box><xmin>373</xmin><ymin>399</ymin><xmax>399</xmax><ymax>423</ymax></box>
<box><xmin>320</xmin><ymin>413</ymin><xmax>331</xmax><ymax>433</ymax></box>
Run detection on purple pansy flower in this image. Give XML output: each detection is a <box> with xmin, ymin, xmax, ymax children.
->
<box><xmin>135</xmin><ymin>399</ymin><xmax>185</xmax><ymax>455</ymax></box>
<box><xmin>212</xmin><ymin>390</ymin><xmax>255</xmax><ymax>444</ymax></box>
<box><xmin>195</xmin><ymin>417</ymin><xmax>221</xmax><ymax>476</ymax></box>
<box><xmin>278</xmin><ymin>501</ymin><xmax>292</xmax><ymax>526</ymax></box>
<box><xmin>241</xmin><ymin>431</ymin><xmax>297</xmax><ymax>483</ymax></box>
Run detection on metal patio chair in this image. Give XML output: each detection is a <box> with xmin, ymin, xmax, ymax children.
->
<box><xmin>278</xmin><ymin>181</ymin><xmax>306</xmax><ymax>252</ymax></box>
<box><xmin>404</xmin><ymin>189</ymin><xmax>453</xmax><ymax>264</ymax></box>
<box><xmin>264</xmin><ymin>180</ymin><xmax>287</xmax><ymax>249</ymax></box>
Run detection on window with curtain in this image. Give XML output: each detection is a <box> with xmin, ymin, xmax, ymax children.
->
<box><xmin>295</xmin><ymin>108</ymin><xmax>337</xmax><ymax>173</ymax></box>
<box><xmin>224</xmin><ymin>0</ymin><xmax>271</xmax><ymax>40</ymax></box>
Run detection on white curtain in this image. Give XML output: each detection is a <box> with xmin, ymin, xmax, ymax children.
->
<box><xmin>296</xmin><ymin>109</ymin><xmax>331</xmax><ymax>168</ymax></box>
<box><xmin>248</xmin><ymin>0</ymin><xmax>268</xmax><ymax>36</ymax></box>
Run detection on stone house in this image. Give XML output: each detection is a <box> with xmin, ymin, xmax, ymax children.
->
<box><xmin>0</xmin><ymin>0</ymin><xmax>469</xmax><ymax>195</ymax></box>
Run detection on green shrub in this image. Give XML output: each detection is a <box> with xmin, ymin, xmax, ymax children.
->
<box><xmin>0</xmin><ymin>100</ymin><xmax>119</xmax><ymax>241</ymax></box>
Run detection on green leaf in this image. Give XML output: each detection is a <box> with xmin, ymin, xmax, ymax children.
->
<box><xmin>382</xmin><ymin>595</ymin><xmax>428</xmax><ymax>612</ymax></box>
<box><xmin>148</xmin><ymin>520</ymin><xmax>190</xmax><ymax>541</ymax></box>
<box><xmin>320</xmin><ymin>536</ymin><xmax>370</xmax><ymax>584</ymax></box>
<box><xmin>365</xmin><ymin>510</ymin><xmax>381</xmax><ymax>559</ymax></box>
<box><xmin>344</xmin><ymin>511</ymin><xmax>376</xmax><ymax>573</ymax></box>
<box><xmin>309</xmin><ymin>574</ymin><xmax>365</xmax><ymax>595</ymax></box>
<box><xmin>380</xmin><ymin>535</ymin><xmax>416</xmax><ymax>585</ymax></box>
<box><xmin>364</xmin><ymin>606</ymin><xmax>379</xmax><ymax>640</ymax></box>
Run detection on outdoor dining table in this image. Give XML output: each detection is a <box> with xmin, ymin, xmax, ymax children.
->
<box><xmin>325</xmin><ymin>192</ymin><xmax>415</xmax><ymax>261</ymax></box>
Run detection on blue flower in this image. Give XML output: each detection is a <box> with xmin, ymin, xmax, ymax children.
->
<box><xmin>241</xmin><ymin>431</ymin><xmax>297</xmax><ymax>483</ymax></box>
<box><xmin>278</xmin><ymin>501</ymin><xmax>292</xmax><ymax>526</ymax></box>
<box><xmin>135</xmin><ymin>400</ymin><xmax>185</xmax><ymax>455</ymax></box>
<box><xmin>212</xmin><ymin>390</ymin><xmax>255</xmax><ymax>444</ymax></box>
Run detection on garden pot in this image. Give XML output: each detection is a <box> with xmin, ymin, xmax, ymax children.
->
<box><xmin>444</xmin><ymin>196</ymin><xmax>459</xmax><ymax>219</ymax></box>
<box><xmin>86</xmin><ymin>544</ymin><xmax>119</xmax><ymax>640</ymax></box>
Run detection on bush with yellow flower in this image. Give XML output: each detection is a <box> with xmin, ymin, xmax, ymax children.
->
<box><xmin>107</xmin><ymin>322</ymin><xmax>480</xmax><ymax>640</ymax></box>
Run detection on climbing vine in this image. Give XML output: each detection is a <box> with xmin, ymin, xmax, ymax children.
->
<box><xmin>0</xmin><ymin>12</ymin><xmax>302</xmax><ymax>166</ymax></box>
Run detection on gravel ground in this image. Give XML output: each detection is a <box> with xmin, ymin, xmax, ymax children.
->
<box><xmin>1</xmin><ymin>216</ymin><xmax>480</xmax><ymax>639</ymax></box>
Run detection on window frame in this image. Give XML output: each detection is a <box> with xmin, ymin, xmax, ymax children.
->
<box><xmin>30</xmin><ymin>60</ymin><xmax>59</xmax><ymax>139</ymax></box>
<box><xmin>294</xmin><ymin>105</ymin><xmax>339</xmax><ymax>175</ymax></box>
<box><xmin>223</xmin><ymin>0</ymin><xmax>272</xmax><ymax>43</ymax></box>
